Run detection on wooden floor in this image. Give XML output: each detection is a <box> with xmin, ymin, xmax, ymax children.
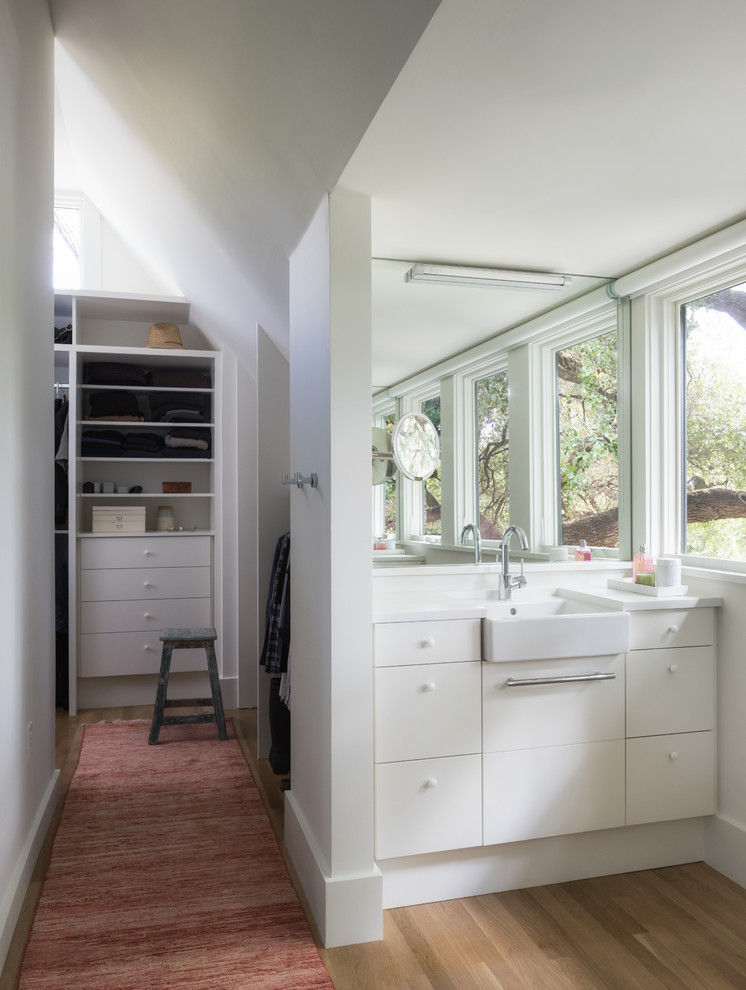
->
<box><xmin>3</xmin><ymin>707</ymin><xmax>746</xmax><ymax>990</ymax></box>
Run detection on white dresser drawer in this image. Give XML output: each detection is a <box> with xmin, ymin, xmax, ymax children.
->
<box><xmin>626</xmin><ymin>732</ymin><xmax>715</xmax><ymax>825</ymax></box>
<box><xmin>80</xmin><ymin>535</ymin><xmax>211</xmax><ymax>570</ymax></box>
<box><xmin>482</xmin><ymin>654</ymin><xmax>624</xmax><ymax>752</ymax></box>
<box><xmin>483</xmin><ymin>740</ymin><xmax>625</xmax><ymax>845</ymax></box>
<box><xmin>80</xmin><ymin>630</ymin><xmax>208</xmax><ymax>677</ymax></box>
<box><xmin>375</xmin><ymin>754</ymin><xmax>482</xmax><ymax>859</ymax></box>
<box><xmin>629</xmin><ymin>608</ymin><xmax>714</xmax><ymax>651</ymax></box>
<box><xmin>79</xmin><ymin>566</ymin><xmax>211</xmax><ymax>602</ymax></box>
<box><xmin>374</xmin><ymin>619</ymin><xmax>481</xmax><ymax>667</ymax></box>
<box><xmin>626</xmin><ymin>647</ymin><xmax>715</xmax><ymax>737</ymax></box>
<box><xmin>80</xmin><ymin>597</ymin><xmax>211</xmax><ymax>634</ymax></box>
<box><xmin>375</xmin><ymin>661</ymin><xmax>481</xmax><ymax>763</ymax></box>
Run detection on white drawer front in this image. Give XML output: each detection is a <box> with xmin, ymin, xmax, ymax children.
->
<box><xmin>80</xmin><ymin>597</ymin><xmax>211</xmax><ymax>634</ymax></box>
<box><xmin>79</xmin><ymin>566</ymin><xmax>211</xmax><ymax>602</ymax></box>
<box><xmin>483</xmin><ymin>740</ymin><xmax>625</xmax><ymax>845</ymax></box>
<box><xmin>626</xmin><ymin>732</ymin><xmax>715</xmax><ymax>825</ymax></box>
<box><xmin>626</xmin><ymin>647</ymin><xmax>715</xmax><ymax>738</ymax></box>
<box><xmin>375</xmin><ymin>661</ymin><xmax>482</xmax><ymax>763</ymax></box>
<box><xmin>483</xmin><ymin>654</ymin><xmax>624</xmax><ymax>753</ymax></box>
<box><xmin>80</xmin><ymin>535</ymin><xmax>211</xmax><ymax>570</ymax></box>
<box><xmin>629</xmin><ymin>608</ymin><xmax>714</xmax><ymax>651</ymax></box>
<box><xmin>80</xmin><ymin>631</ymin><xmax>208</xmax><ymax>677</ymax></box>
<box><xmin>375</xmin><ymin>754</ymin><xmax>482</xmax><ymax>859</ymax></box>
<box><xmin>374</xmin><ymin>619</ymin><xmax>481</xmax><ymax>667</ymax></box>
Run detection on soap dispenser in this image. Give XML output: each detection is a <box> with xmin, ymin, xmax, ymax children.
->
<box><xmin>633</xmin><ymin>545</ymin><xmax>653</xmax><ymax>582</ymax></box>
<box><xmin>574</xmin><ymin>539</ymin><xmax>592</xmax><ymax>561</ymax></box>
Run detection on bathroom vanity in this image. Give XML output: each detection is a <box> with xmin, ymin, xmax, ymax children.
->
<box><xmin>372</xmin><ymin>578</ymin><xmax>718</xmax><ymax>889</ymax></box>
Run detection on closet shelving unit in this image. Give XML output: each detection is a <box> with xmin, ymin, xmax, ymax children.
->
<box><xmin>54</xmin><ymin>290</ymin><xmax>222</xmax><ymax>715</ymax></box>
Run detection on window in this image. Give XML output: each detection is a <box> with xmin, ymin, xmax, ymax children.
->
<box><xmin>54</xmin><ymin>204</ymin><xmax>81</xmax><ymax>289</ymax></box>
<box><xmin>556</xmin><ymin>330</ymin><xmax>619</xmax><ymax>548</ymax></box>
<box><xmin>421</xmin><ymin>395</ymin><xmax>441</xmax><ymax>535</ymax></box>
<box><xmin>475</xmin><ymin>369</ymin><xmax>509</xmax><ymax>538</ymax></box>
<box><xmin>682</xmin><ymin>281</ymin><xmax>746</xmax><ymax>562</ymax></box>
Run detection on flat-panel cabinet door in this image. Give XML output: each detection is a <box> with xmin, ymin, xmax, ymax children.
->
<box><xmin>626</xmin><ymin>732</ymin><xmax>715</xmax><ymax>825</ymax></box>
<box><xmin>483</xmin><ymin>740</ymin><xmax>625</xmax><ymax>845</ymax></box>
<box><xmin>626</xmin><ymin>647</ymin><xmax>714</xmax><ymax>737</ymax></box>
<box><xmin>375</xmin><ymin>755</ymin><xmax>482</xmax><ymax>859</ymax></box>
<box><xmin>375</xmin><ymin>661</ymin><xmax>481</xmax><ymax>763</ymax></box>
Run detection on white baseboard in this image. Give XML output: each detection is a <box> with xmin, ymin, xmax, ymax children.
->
<box><xmin>379</xmin><ymin>818</ymin><xmax>706</xmax><ymax>909</ymax></box>
<box><xmin>704</xmin><ymin>814</ymin><xmax>746</xmax><ymax>890</ymax></box>
<box><xmin>0</xmin><ymin>769</ymin><xmax>60</xmax><ymax>968</ymax></box>
<box><xmin>284</xmin><ymin>791</ymin><xmax>383</xmax><ymax>947</ymax></box>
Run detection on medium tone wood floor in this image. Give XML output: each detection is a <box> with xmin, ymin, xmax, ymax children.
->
<box><xmin>3</xmin><ymin>706</ymin><xmax>746</xmax><ymax>990</ymax></box>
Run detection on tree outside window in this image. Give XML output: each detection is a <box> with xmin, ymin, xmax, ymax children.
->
<box><xmin>475</xmin><ymin>370</ymin><xmax>509</xmax><ymax>538</ymax></box>
<box><xmin>683</xmin><ymin>283</ymin><xmax>746</xmax><ymax>561</ymax></box>
<box><xmin>421</xmin><ymin>396</ymin><xmax>441</xmax><ymax>535</ymax></box>
<box><xmin>556</xmin><ymin>331</ymin><xmax>619</xmax><ymax>547</ymax></box>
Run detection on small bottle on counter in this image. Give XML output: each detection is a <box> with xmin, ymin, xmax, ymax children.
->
<box><xmin>633</xmin><ymin>545</ymin><xmax>654</xmax><ymax>583</ymax></box>
<box><xmin>574</xmin><ymin>539</ymin><xmax>592</xmax><ymax>561</ymax></box>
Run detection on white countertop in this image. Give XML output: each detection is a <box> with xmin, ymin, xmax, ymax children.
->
<box><xmin>372</xmin><ymin>583</ymin><xmax>722</xmax><ymax>622</ymax></box>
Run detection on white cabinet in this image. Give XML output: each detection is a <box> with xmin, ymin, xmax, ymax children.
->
<box><xmin>373</xmin><ymin>619</ymin><xmax>482</xmax><ymax>859</ymax></box>
<box><xmin>625</xmin><ymin>609</ymin><xmax>716</xmax><ymax>825</ymax></box>
<box><xmin>55</xmin><ymin>291</ymin><xmax>222</xmax><ymax>712</ymax></box>
<box><xmin>79</xmin><ymin>535</ymin><xmax>213</xmax><ymax>677</ymax></box>
<box><xmin>482</xmin><ymin>654</ymin><xmax>626</xmax><ymax>843</ymax></box>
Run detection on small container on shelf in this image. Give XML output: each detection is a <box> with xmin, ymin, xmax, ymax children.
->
<box><xmin>574</xmin><ymin>539</ymin><xmax>592</xmax><ymax>561</ymax></box>
<box><xmin>156</xmin><ymin>505</ymin><xmax>176</xmax><ymax>531</ymax></box>
<box><xmin>162</xmin><ymin>481</ymin><xmax>192</xmax><ymax>493</ymax></box>
<box><xmin>92</xmin><ymin>505</ymin><xmax>146</xmax><ymax>533</ymax></box>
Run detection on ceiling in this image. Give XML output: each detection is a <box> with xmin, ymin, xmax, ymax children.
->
<box><xmin>52</xmin><ymin>0</ymin><xmax>746</xmax><ymax>386</ymax></box>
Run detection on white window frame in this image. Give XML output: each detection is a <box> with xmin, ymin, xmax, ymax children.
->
<box><xmin>531</xmin><ymin>300</ymin><xmax>629</xmax><ymax>557</ymax></box>
<box><xmin>635</xmin><ymin>249</ymin><xmax>746</xmax><ymax>572</ymax></box>
<box><xmin>372</xmin><ymin>392</ymin><xmax>396</xmax><ymax>539</ymax></box>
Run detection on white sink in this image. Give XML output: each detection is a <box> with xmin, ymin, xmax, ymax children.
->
<box><xmin>480</xmin><ymin>597</ymin><xmax>630</xmax><ymax>662</ymax></box>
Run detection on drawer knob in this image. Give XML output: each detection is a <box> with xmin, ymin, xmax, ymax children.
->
<box><xmin>424</xmin><ymin>778</ymin><xmax>438</xmax><ymax>789</ymax></box>
<box><xmin>669</xmin><ymin>751</ymin><xmax>679</xmax><ymax>761</ymax></box>
<box><xmin>144</xmin><ymin>613</ymin><xmax>153</xmax><ymax>620</ymax></box>
<box><xmin>144</xmin><ymin>644</ymin><xmax>153</xmax><ymax>652</ymax></box>
<box><xmin>668</xmin><ymin>663</ymin><xmax>678</xmax><ymax>673</ymax></box>
<box><xmin>144</xmin><ymin>549</ymin><xmax>154</xmax><ymax>556</ymax></box>
<box><xmin>421</xmin><ymin>638</ymin><xmax>436</xmax><ymax>649</ymax></box>
<box><xmin>668</xmin><ymin>624</ymin><xmax>679</xmax><ymax>634</ymax></box>
<box><xmin>144</xmin><ymin>581</ymin><xmax>153</xmax><ymax>588</ymax></box>
<box><xmin>422</xmin><ymin>681</ymin><xmax>437</xmax><ymax>693</ymax></box>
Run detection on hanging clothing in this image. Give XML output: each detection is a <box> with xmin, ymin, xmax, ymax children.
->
<box><xmin>260</xmin><ymin>532</ymin><xmax>290</xmax><ymax>677</ymax></box>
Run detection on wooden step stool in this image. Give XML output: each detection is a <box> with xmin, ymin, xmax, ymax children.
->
<box><xmin>148</xmin><ymin>627</ymin><xmax>227</xmax><ymax>745</ymax></box>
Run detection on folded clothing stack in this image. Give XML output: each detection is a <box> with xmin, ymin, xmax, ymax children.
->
<box><xmin>147</xmin><ymin>368</ymin><xmax>211</xmax><ymax>389</ymax></box>
<box><xmin>84</xmin><ymin>363</ymin><xmax>148</xmax><ymax>386</ymax></box>
<box><xmin>81</xmin><ymin>429</ymin><xmax>125</xmax><ymax>457</ymax></box>
<box><xmin>123</xmin><ymin>433</ymin><xmax>165</xmax><ymax>457</ymax></box>
<box><xmin>148</xmin><ymin>392</ymin><xmax>210</xmax><ymax>423</ymax></box>
<box><xmin>86</xmin><ymin>390</ymin><xmax>143</xmax><ymax>421</ymax></box>
<box><xmin>164</xmin><ymin>427</ymin><xmax>212</xmax><ymax>458</ymax></box>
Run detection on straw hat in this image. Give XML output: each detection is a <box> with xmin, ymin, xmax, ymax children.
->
<box><xmin>146</xmin><ymin>323</ymin><xmax>184</xmax><ymax>349</ymax></box>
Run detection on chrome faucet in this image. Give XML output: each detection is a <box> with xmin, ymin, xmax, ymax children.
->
<box><xmin>460</xmin><ymin>523</ymin><xmax>482</xmax><ymax>564</ymax></box>
<box><xmin>499</xmin><ymin>524</ymin><xmax>529</xmax><ymax>600</ymax></box>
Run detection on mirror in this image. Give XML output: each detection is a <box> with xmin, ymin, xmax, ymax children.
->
<box><xmin>372</xmin><ymin>412</ymin><xmax>440</xmax><ymax>484</ymax></box>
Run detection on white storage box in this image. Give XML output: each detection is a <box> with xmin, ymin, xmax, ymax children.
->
<box><xmin>91</xmin><ymin>505</ymin><xmax>146</xmax><ymax>533</ymax></box>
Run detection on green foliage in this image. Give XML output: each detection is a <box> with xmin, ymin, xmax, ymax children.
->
<box><xmin>476</xmin><ymin>371</ymin><xmax>510</xmax><ymax>537</ymax></box>
<box><xmin>557</xmin><ymin>331</ymin><xmax>619</xmax><ymax>545</ymax></box>
<box><xmin>422</xmin><ymin>396</ymin><xmax>442</xmax><ymax>534</ymax></box>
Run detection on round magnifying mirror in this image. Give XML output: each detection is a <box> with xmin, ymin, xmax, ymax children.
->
<box><xmin>392</xmin><ymin>412</ymin><xmax>440</xmax><ymax>481</ymax></box>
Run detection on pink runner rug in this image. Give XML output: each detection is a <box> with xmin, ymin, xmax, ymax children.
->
<box><xmin>16</xmin><ymin>721</ymin><xmax>335</xmax><ymax>989</ymax></box>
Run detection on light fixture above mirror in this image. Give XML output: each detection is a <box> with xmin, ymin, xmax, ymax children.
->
<box><xmin>404</xmin><ymin>263</ymin><xmax>571</xmax><ymax>291</ymax></box>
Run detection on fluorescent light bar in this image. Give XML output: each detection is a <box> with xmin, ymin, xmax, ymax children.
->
<box><xmin>404</xmin><ymin>263</ymin><xmax>571</xmax><ymax>291</ymax></box>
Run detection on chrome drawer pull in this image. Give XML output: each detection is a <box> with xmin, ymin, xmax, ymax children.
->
<box><xmin>505</xmin><ymin>671</ymin><xmax>616</xmax><ymax>687</ymax></box>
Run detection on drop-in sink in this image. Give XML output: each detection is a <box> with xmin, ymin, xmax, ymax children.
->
<box><xmin>480</xmin><ymin>596</ymin><xmax>629</xmax><ymax>662</ymax></box>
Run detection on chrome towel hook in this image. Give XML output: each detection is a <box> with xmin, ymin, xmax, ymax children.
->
<box><xmin>282</xmin><ymin>472</ymin><xmax>318</xmax><ymax>489</ymax></box>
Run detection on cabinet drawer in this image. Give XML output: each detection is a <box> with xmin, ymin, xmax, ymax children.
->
<box><xmin>629</xmin><ymin>608</ymin><xmax>714</xmax><ymax>651</ymax></box>
<box><xmin>80</xmin><ymin>566</ymin><xmax>211</xmax><ymax>602</ymax></box>
<box><xmin>626</xmin><ymin>732</ymin><xmax>715</xmax><ymax>825</ymax></box>
<box><xmin>80</xmin><ymin>597</ymin><xmax>211</xmax><ymax>634</ymax></box>
<box><xmin>483</xmin><ymin>740</ymin><xmax>625</xmax><ymax>845</ymax></box>
<box><xmin>80</xmin><ymin>630</ymin><xmax>209</xmax><ymax>677</ymax></box>
<box><xmin>374</xmin><ymin>619</ymin><xmax>481</xmax><ymax>667</ymax></box>
<box><xmin>483</xmin><ymin>654</ymin><xmax>624</xmax><ymax>752</ymax></box>
<box><xmin>375</xmin><ymin>661</ymin><xmax>481</xmax><ymax>763</ymax></box>
<box><xmin>375</xmin><ymin>754</ymin><xmax>482</xmax><ymax>859</ymax></box>
<box><xmin>626</xmin><ymin>647</ymin><xmax>715</xmax><ymax>737</ymax></box>
<box><xmin>79</xmin><ymin>535</ymin><xmax>211</xmax><ymax>570</ymax></box>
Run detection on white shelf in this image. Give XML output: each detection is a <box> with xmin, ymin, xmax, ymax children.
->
<box><xmin>77</xmin><ymin>492</ymin><xmax>213</xmax><ymax>498</ymax></box>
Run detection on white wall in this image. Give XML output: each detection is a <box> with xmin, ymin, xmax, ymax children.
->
<box><xmin>284</xmin><ymin>190</ymin><xmax>382</xmax><ymax>947</ymax></box>
<box><xmin>0</xmin><ymin>0</ymin><xmax>60</xmax><ymax>965</ymax></box>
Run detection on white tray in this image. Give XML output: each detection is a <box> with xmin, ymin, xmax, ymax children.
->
<box><xmin>607</xmin><ymin>577</ymin><xmax>688</xmax><ymax>597</ymax></box>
